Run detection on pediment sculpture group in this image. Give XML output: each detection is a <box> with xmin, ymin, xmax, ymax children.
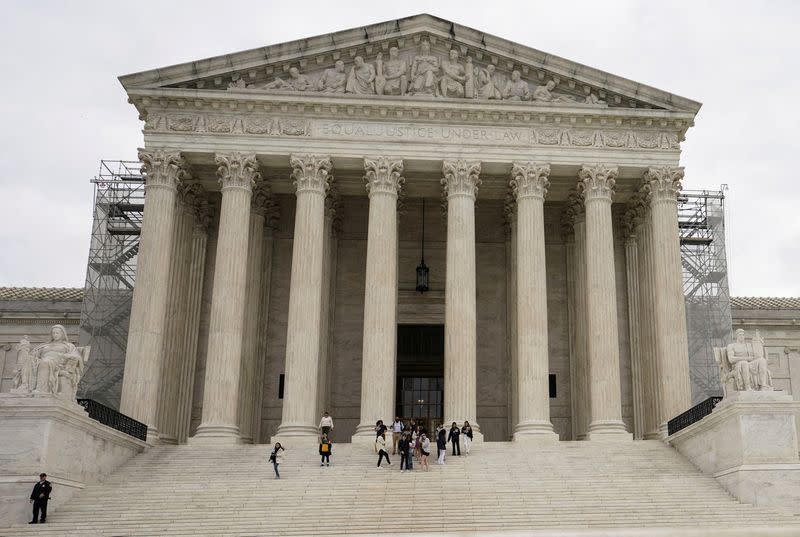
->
<box><xmin>714</xmin><ymin>329</ymin><xmax>773</xmax><ymax>396</ymax></box>
<box><xmin>11</xmin><ymin>325</ymin><xmax>90</xmax><ymax>402</ymax></box>
<box><xmin>229</xmin><ymin>41</ymin><xmax>606</xmax><ymax>106</ymax></box>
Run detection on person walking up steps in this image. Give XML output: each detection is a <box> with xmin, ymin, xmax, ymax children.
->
<box><xmin>448</xmin><ymin>422</ymin><xmax>461</xmax><ymax>456</ymax></box>
<box><xmin>318</xmin><ymin>411</ymin><xmax>334</xmax><ymax>440</ymax></box>
<box><xmin>376</xmin><ymin>432</ymin><xmax>391</xmax><ymax>468</ymax></box>
<box><xmin>269</xmin><ymin>443</ymin><xmax>284</xmax><ymax>479</ymax></box>
<box><xmin>436</xmin><ymin>424</ymin><xmax>447</xmax><ymax>465</ymax></box>
<box><xmin>319</xmin><ymin>433</ymin><xmax>333</xmax><ymax>466</ymax></box>
<box><xmin>462</xmin><ymin>421</ymin><xmax>474</xmax><ymax>455</ymax></box>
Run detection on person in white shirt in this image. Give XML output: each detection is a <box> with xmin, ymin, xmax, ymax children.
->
<box><xmin>376</xmin><ymin>432</ymin><xmax>391</xmax><ymax>467</ymax></box>
<box><xmin>318</xmin><ymin>411</ymin><xmax>334</xmax><ymax>440</ymax></box>
<box><xmin>391</xmin><ymin>417</ymin><xmax>403</xmax><ymax>455</ymax></box>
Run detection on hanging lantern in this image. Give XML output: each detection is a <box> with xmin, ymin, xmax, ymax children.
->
<box><xmin>416</xmin><ymin>198</ymin><xmax>429</xmax><ymax>293</ymax></box>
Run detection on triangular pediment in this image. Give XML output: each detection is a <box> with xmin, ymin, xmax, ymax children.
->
<box><xmin>119</xmin><ymin>14</ymin><xmax>700</xmax><ymax>114</ymax></box>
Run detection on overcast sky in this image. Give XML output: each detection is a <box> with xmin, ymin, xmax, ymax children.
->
<box><xmin>0</xmin><ymin>1</ymin><xmax>797</xmax><ymax>296</ymax></box>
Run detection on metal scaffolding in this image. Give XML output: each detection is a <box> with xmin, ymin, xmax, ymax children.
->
<box><xmin>78</xmin><ymin>160</ymin><xmax>144</xmax><ymax>408</ymax></box>
<box><xmin>678</xmin><ymin>187</ymin><xmax>732</xmax><ymax>404</ymax></box>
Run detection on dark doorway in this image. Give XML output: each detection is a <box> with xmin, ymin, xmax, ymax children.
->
<box><xmin>396</xmin><ymin>324</ymin><xmax>444</xmax><ymax>432</ymax></box>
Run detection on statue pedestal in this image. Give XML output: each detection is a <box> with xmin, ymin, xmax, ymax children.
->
<box><xmin>669</xmin><ymin>390</ymin><xmax>800</xmax><ymax>513</ymax></box>
<box><xmin>0</xmin><ymin>394</ymin><xmax>147</xmax><ymax>525</ymax></box>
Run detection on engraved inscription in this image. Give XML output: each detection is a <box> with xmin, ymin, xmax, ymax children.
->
<box><xmin>318</xmin><ymin>121</ymin><xmax>531</xmax><ymax>145</ymax></box>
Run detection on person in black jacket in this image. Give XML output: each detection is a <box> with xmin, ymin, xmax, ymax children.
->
<box><xmin>448</xmin><ymin>422</ymin><xmax>461</xmax><ymax>456</ymax></box>
<box><xmin>398</xmin><ymin>433</ymin><xmax>413</xmax><ymax>472</ymax></box>
<box><xmin>29</xmin><ymin>473</ymin><xmax>51</xmax><ymax>524</ymax></box>
<box><xmin>436</xmin><ymin>424</ymin><xmax>447</xmax><ymax>464</ymax></box>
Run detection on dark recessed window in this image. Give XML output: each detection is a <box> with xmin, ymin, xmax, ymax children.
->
<box><xmin>549</xmin><ymin>374</ymin><xmax>557</xmax><ymax>398</ymax></box>
<box><xmin>278</xmin><ymin>374</ymin><xmax>285</xmax><ymax>399</ymax></box>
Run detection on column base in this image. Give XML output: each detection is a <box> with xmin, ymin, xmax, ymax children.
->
<box><xmin>586</xmin><ymin>419</ymin><xmax>631</xmax><ymax>441</ymax></box>
<box><xmin>156</xmin><ymin>433</ymin><xmax>178</xmax><ymax>445</ymax></box>
<box><xmin>513</xmin><ymin>420</ymin><xmax>559</xmax><ymax>443</ymax></box>
<box><xmin>273</xmin><ymin>422</ymin><xmax>319</xmax><ymax>440</ymax></box>
<box><xmin>190</xmin><ymin>423</ymin><xmax>242</xmax><ymax>444</ymax></box>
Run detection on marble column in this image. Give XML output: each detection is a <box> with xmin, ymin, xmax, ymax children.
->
<box><xmin>645</xmin><ymin>167</ymin><xmax>692</xmax><ymax>435</ymax></box>
<box><xmin>237</xmin><ymin>181</ymin><xmax>272</xmax><ymax>443</ymax></box>
<box><xmin>442</xmin><ymin>160</ymin><xmax>481</xmax><ymax>432</ymax></box>
<box><xmin>176</xmin><ymin>193</ymin><xmax>211</xmax><ymax>444</ymax></box>
<box><xmin>623</xmin><ymin>201</ymin><xmax>645</xmax><ymax>439</ymax></box>
<box><xmin>578</xmin><ymin>164</ymin><xmax>629</xmax><ymax>438</ymax></box>
<box><xmin>193</xmin><ymin>152</ymin><xmax>259</xmax><ymax>441</ymax></box>
<box><xmin>155</xmin><ymin>189</ymin><xmax>193</xmax><ymax>444</ymax></box>
<box><xmin>317</xmin><ymin>188</ymin><xmax>340</xmax><ymax>423</ymax></box>
<box><xmin>510</xmin><ymin>162</ymin><xmax>557</xmax><ymax>439</ymax></box>
<box><xmin>120</xmin><ymin>149</ymin><xmax>189</xmax><ymax>437</ymax></box>
<box><xmin>275</xmin><ymin>155</ymin><xmax>332</xmax><ymax>438</ymax></box>
<box><xmin>638</xmin><ymin>209</ymin><xmax>662</xmax><ymax>439</ymax></box>
<box><xmin>354</xmin><ymin>158</ymin><xmax>404</xmax><ymax>438</ymax></box>
<box><xmin>561</xmin><ymin>198</ymin><xmax>577</xmax><ymax>440</ymax></box>
<box><xmin>570</xmin><ymin>195</ymin><xmax>590</xmax><ymax>440</ymax></box>
<box><xmin>503</xmin><ymin>197</ymin><xmax>518</xmax><ymax>437</ymax></box>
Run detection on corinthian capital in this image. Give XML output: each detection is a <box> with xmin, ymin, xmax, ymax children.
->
<box><xmin>441</xmin><ymin>160</ymin><xmax>481</xmax><ymax>200</ymax></box>
<box><xmin>578</xmin><ymin>164</ymin><xmax>618</xmax><ymax>202</ymax></box>
<box><xmin>138</xmin><ymin>148</ymin><xmax>190</xmax><ymax>190</ymax></box>
<box><xmin>250</xmin><ymin>180</ymin><xmax>276</xmax><ymax>217</ymax></box>
<box><xmin>364</xmin><ymin>157</ymin><xmax>404</xmax><ymax>197</ymax></box>
<box><xmin>510</xmin><ymin>162</ymin><xmax>550</xmax><ymax>201</ymax></box>
<box><xmin>643</xmin><ymin>166</ymin><xmax>684</xmax><ymax>204</ymax></box>
<box><xmin>290</xmin><ymin>154</ymin><xmax>332</xmax><ymax>195</ymax></box>
<box><xmin>215</xmin><ymin>152</ymin><xmax>260</xmax><ymax>192</ymax></box>
<box><xmin>560</xmin><ymin>192</ymin><xmax>583</xmax><ymax>237</ymax></box>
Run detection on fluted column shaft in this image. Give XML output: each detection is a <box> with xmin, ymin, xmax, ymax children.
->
<box><xmin>511</xmin><ymin>163</ymin><xmax>556</xmax><ymax>439</ymax></box>
<box><xmin>237</xmin><ymin>194</ymin><xmax>267</xmax><ymax>443</ymax></box>
<box><xmin>194</xmin><ymin>152</ymin><xmax>259</xmax><ymax>441</ymax></box>
<box><xmin>579</xmin><ymin>164</ymin><xmax>628</xmax><ymax>438</ymax></box>
<box><xmin>276</xmin><ymin>155</ymin><xmax>332</xmax><ymax>438</ymax></box>
<box><xmin>646</xmin><ymin>167</ymin><xmax>692</xmax><ymax>434</ymax></box>
<box><xmin>573</xmin><ymin>213</ymin><xmax>589</xmax><ymax>439</ymax></box>
<box><xmin>638</xmin><ymin>214</ymin><xmax>661</xmax><ymax>439</ymax></box>
<box><xmin>504</xmin><ymin>201</ymin><xmax>518</xmax><ymax>437</ymax></box>
<box><xmin>120</xmin><ymin>149</ymin><xmax>188</xmax><ymax>436</ymax></box>
<box><xmin>624</xmin><ymin>225</ymin><xmax>645</xmax><ymax>439</ymax></box>
<box><xmin>252</xmin><ymin>225</ymin><xmax>277</xmax><ymax>443</ymax></box>
<box><xmin>355</xmin><ymin>158</ymin><xmax>403</xmax><ymax>437</ymax></box>
<box><xmin>442</xmin><ymin>160</ymin><xmax>481</xmax><ymax>431</ymax></box>
<box><xmin>176</xmin><ymin>210</ymin><xmax>209</xmax><ymax>443</ymax></box>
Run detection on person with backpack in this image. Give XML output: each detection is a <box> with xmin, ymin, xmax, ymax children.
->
<box><xmin>448</xmin><ymin>422</ymin><xmax>461</xmax><ymax>456</ymax></box>
<box><xmin>461</xmin><ymin>421</ymin><xmax>474</xmax><ymax>455</ymax></box>
<box><xmin>269</xmin><ymin>443</ymin><xmax>284</xmax><ymax>479</ymax></box>
<box><xmin>319</xmin><ymin>433</ymin><xmax>333</xmax><ymax>467</ymax></box>
<box><xmin>376</xmin><ymin>432</ymin><xmax>391</xmax><ymax>468</ymax></box>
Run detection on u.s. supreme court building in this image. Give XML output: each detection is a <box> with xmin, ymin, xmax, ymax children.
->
<box><xmin>116</xmin><ymin>13</ymin><xmax>698</xmax><ymax>445</ymax></box>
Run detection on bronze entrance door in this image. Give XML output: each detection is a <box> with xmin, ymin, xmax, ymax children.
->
<box><xmin>396</xmin><ymin>324</ymin><xmax>444</xmax><ymax>434</ymax></box>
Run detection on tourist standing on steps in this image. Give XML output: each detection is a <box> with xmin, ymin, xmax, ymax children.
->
<box><xmin>391</xmin><ymin>416</ymin><xmax>403</xmax><ymax>454</ymax></box>
<box><xmin>318</xmin><ymin>411</ymin><xmax>334</xmax><ymax>440</ymax></box>
<box><xmin>462</xmin><ymin>421</ymin><xmax>474</xmax><ymax>455</ymax></box>
<box><xmin>375</xmin><ymin>419</ymin><xmax>387</xmax><ymax>438</ymax></box>
<box><xmin>269</xmin><ymin>443</ymin><xmax>284</xmax><ymax>479</ymax></box>
<box><xmin>420</xmin><ymin>433</ymin><xmax>431</xmax><ymax>471</ymax></box>
<box><xmin>399</xmin><ymin>433</ymin><xmax>413</xmax><ymax>472</ymax></box>
<box><xmin>376</xmin><ymin>432</ymin><xmax>391</xmax><ymax>467</ymax></box>
<box><xmin>29</xmin><ymin>473</ymin><xmax>51</xmax><ymax>524</ymax></box>
<box><xmin>436</xmin><ymin>425</ymin><xmax>447</xmax><ymax>464</ymax></box>
<box><xmin>448</xmin><ymin>422</ymin><xmax>461</xmax><ymax>456</ymax></box>
<box><xmin>319</xmin><ymin>433</ymin><xmax>332</xmax><ymax>467</ymax></box>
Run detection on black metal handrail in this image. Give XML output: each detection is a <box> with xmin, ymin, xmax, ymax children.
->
<box><xmin>667</xmin><ymin>396</ymin><xmax>723</xmax><ymax>436</ymax></box>
<box><xmin>77</xmin><ymin>399</ymin><xmax>147</xmax><ymax>442</ymax></box>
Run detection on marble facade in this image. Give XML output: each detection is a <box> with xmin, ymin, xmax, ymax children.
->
<box><xmin>114</xmin><ymin>14</ymin><xmax>700</xmax><ymax>444</ymax></box>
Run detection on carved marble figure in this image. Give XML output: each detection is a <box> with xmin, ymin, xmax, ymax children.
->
<box><xmin>317</xmin><ymin>61</ymin><xmax>347</xmax><ymax>93</ymax></box>
<box><xmin>532</xmin><ymin>80</ymin><xmax>575</xmax><ymax>103</ymax></box>
<box><xmin>409</xmin><ymin>41</ymin><xmax>439</xmax><ymax>96</ymax></box>
<box><xmin>11</xmin><ymin>336</ymin><xmax>35</xmax><ymax>393</ymax></box>
<box><xmin>502</xmin><ymin>70</ymin><xmax>530</xmax><ymax>101</ymax></box>
<box><xmin>475</xmin><ymin>64</ymin><xmax>501</xmax><ymax>99</ymax></box>
<box><xmin>716</xmin><ymin>329</ymin><xmax>772</xmax><ymax>394</ymax></box>
<box><xmin>375</xmin><ymin>47</ymin><xmax>408</xmax><ymax>96</ymax></box>
<box><xmin>584</xmin><ymin>93</ymin><xmax>607</xmax><ymax>106</ymax></box>
<box><xmin>346</xmin><ymin>56</ymin><xmax>376</xmax><ymax>95</ymax></box>
<box><xmin>440</xmin><ymin>49</ymin><xmax>466</xmax><ymax>98</ymax></box>
<box><xmin>263</xmin><ymin>67</ymin><xmax>313</xmax><ymax>92</ymax></box>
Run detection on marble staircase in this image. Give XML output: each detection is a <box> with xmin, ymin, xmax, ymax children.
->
<box><xmin>2</xmin><ymin>440</ymin><xmax>800</xmax><ymax>536</ymax></box>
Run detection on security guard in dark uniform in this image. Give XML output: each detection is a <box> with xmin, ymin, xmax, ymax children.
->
<box><xmin>29</xmin><ymin>473</ymin><xmax>52</xmax><ymax>524</ymax></box>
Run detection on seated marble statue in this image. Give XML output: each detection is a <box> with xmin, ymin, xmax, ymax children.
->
<box><xmin>263</xmin><ymin>67</ymin><xmax>313</xmax><ymax>92</ymax></box>
<box><xmin>502</xmin><ymin>70</ymin><xmax>530</xmax><ymax>101</ymax></box>
<box><xmin>409</xmin><ymin>41</ymin><xmax>439</xmax><ymax>96</ymax></box>
<box><xmin>375</xmin><ymin>47</ymin><xmax>408</xmax><ymax>96</ymax></box>
<box><xmin>716</xmin><ymin>329</ymin><xmax>772</xmax><ymax>394</ymax></box>
<box><xmin>317</xmin><ymin>60</ymin><xmax>347</xmax><ymax>93</ymax></box>
<box><xmin>475</xmin><ymin>64</ymin><xmax>501</xmax><ymax>99</ymax></box>
<box><xmin>346</xmin><ymin>56</ymin><xmax>376</xmax><ymax>95</ymax></box>
<box><xmin>439</xmin><ymin>49</ymin><xmax>466</xmax><ymax>98</ymax></box>
<box><xmin>11</xmin><ymin>325</ymin><xmax>89</xmax><ymax>399</ymax></box>
<box><xmin>584</xmin><ymin>92</ymin><xmax>607</xmax><ymax>106</ymax></box>
<box><xmin>532</xmin><ymin>80</ymin><xmax>575</xmax><ymax>103</ymax></box>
